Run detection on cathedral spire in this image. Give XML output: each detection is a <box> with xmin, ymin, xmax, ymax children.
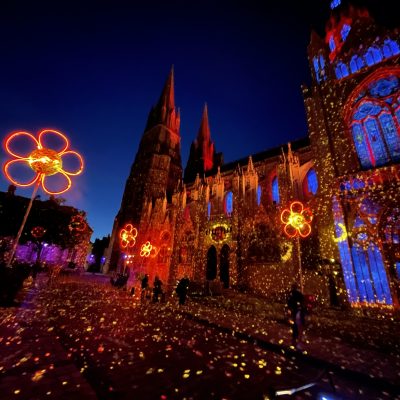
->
<box><xmin>158</xmin><ymin>65</ymin><xmax>175</xmax><ymax>112</ymax></box>
<box><xmin>145</xmin><ymin>66</ymin><xmax>179</xmax><ymax>134</ymax></box>
<box><xmin>196</xmin><ymin>103</ymin><xmax>214</xmax><ymax>172</ymax></box>
<box><xmin>197</xmin><ymin>103</ymin><xmax>211</xmax><ymax>143</ymax></box>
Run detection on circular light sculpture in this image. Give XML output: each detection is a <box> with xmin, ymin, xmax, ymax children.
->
<box><xmin>119</xmin><ymin>224</ymin><xmax>138</xmax><ymax>249</ymax></box>
<box><xmin>333</xmin><ymin>222</ymin><xmax>348</xmax><ymax>243</ymax></box>
<box><xmin>31</xmin><ymin>226</ymin><xmax>46</xmax><ymax>239</ymax></box>
<box><xmin>280</xmin><ymin>201</ymin><xmax>313</xmax><ymax>238</ymax></box>
<box><xmin>2</xmin><ymin>129</ymin><xmax>84</xmax><ymax>267</ymax></box>
<box><xmin>140</xmin><ymin>241</ymin><xmax>153</xmax><ymax>257</ymax></box>
<box><xmin>4</xmin><ymin>129</ymin><xmax>84</xmax><ymax>195</ymax></box>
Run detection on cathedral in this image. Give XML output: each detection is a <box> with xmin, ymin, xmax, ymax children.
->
<box><xmin>106</xmin><ymin>1</ymin><xmax>400</xmax><ymax>309</ymax></box>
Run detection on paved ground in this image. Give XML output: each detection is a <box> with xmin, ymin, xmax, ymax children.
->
<box><xmin>0</xmin><ymin>273</ymin><xmax>399</xmax><ymax>400</ymax></box>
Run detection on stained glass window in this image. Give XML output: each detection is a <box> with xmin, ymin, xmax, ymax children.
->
<box><xmin>225</xmin><ymin>191</ymin><xmax>233</xmax><ymax>216</ymax></box>
<box><xmin>257</xmin><ymin>185</ymin><xmax>262</xmax><ymax>206</ymax></box>
<box><xmin>341</xmin><ymin>24</ymin><xmax>351</xmax><ymax>41</ymax></box>
<box><xmin>207</xmin><ymin>202</ymin><xmax>211</xmax><ymax>219</ymax></box>
<box><xmin>306</xmin><ymin>169</ymin><xmax>318</xmax><ymax>195</ymax></box>
<box><xmin>364</xmin><ymin>119</ymin><xmax>390</xmax><ymax>166</ymax></box>
<box><xmin>313</xmin><ymin>57</ymin><xmax>320</xmax><ymax>83</ymax></box>
<box><xmin>352</xmin><ymin>123</ymin><xmax>373</xmax><ymax>169</ymax></box>
<box><xmin>365</xmin><ymin>49</ymin><xmax>375</xmax><ymax>66</ymax></box>
<box><xmin>379</xmin><ymin>113</ymin><xmax>400</xmax><ymax>162</ymax></box>
<box><xmin>383</xmin><ymin>44</ymin><xmax>392</xmax><ymax>58</ymax></box>
<box><xmin>335</xmin><ymin>66</ymin><xmax>342</xmax><ymax>79</ymax></box>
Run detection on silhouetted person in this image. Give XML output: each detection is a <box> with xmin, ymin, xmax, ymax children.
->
<box><xmin>152</xmin><ymin>276</ymin><xmax>163</xmax><ymax>302</ymax></box>
<box><xmin>141</xmin><ymin>274</ymin><xmax>149</xmax><ymax>301</ymax></box>
<box><xmin>176</xmin><ymin>277</ymin><xmax>189</xmax><ymax>305</ymax></box>
<box><xmin>287</xmin><ymin>283</ymin><xmax>305</xmax><ymax>348</ymax></box>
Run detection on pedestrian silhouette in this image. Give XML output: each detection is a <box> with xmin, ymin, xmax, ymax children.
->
<box><xmin>152</xmin><ymin>276</ymin><xmax>163</xmax><ymax>302</ymax></box>
<box><xmin>287</xmin><ymin>283</ymin><xmax>306</xmax><ymax>349</ymax></box>
<box><xmin>176</xmin><ymin>277</ymin><xmax>189</xmax><ymax>305</ymax></box>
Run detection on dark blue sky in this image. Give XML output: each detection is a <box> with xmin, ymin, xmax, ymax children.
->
<box><xmin>0</xmin><ymin>0</ymin><xmax>395</xmax><ymax>240</ymax></box>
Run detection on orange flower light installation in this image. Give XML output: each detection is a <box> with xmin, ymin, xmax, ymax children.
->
<box><xmin>4</xmin><ymin>129</ymin><xmax>84</xmax><ymax>195</ymax></box>
<box><xmin>3</xmin><ymin>129</ymin><xmax>84</xmax><ymax>267</ymax></box>
<box><xmin>140</xmin><ymin>241</ymin><xmax>153</xmax><ymax>257</ymax></box>
<box><xmin>280</xmin><ymin>201</ymin><xmax>313</xmax><ymax>238</ymax></box>
<box><xmin>119</xmin><ymin>224</ymin><xmax>138</xmax><ymax>250</ymax></box>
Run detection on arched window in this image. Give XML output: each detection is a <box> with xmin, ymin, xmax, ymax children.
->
<box><xmin>365</xmin><ymin>47</ymin><xmax>382</xmax><ymax>66</ymax></box>
<box><xmin>329</xmin><ymin>36</ymin><xmax>335</xmax><ymax>52</ymax></box>
<box><xmin>257</xmin><ymin>185</ymin><xmax>262</xmax><ymax>206</ymax></box>
<box><xmin>335</xmin><ymin>62</ymin><xmax>348</xmax><ymax>78</ymax></box>
<box><xmin>207</xmin><ymin>201</ymin><xmax>211</xmax><ymax>220</ymax></box>
<box><xmin>340</xmin><ymin>62</ymin><xmax>349</xmax><ymax>77</ymax></box>
<box><xmin>351</xmin><ymin>90</ymin><xmax>400</xmax><ymax>168</ymax></box>
<box><xmin>271</xmin><ymin>176</ymin><xmax>280</xmax><ymax>204</ymax></box>
<box><xmin>350</xmin><ymin>55</ymin><xmax>364</xmax><ymax>74</ymax></box>
<box><xmin>365</xmin><ymin>48</ymin><xmax>375</xmax><ymax>66</ymax></box>
<box><xmin>382</xmin><ymin>43</ymin><xmax>392</xmax><ymax>58</ymax></box>
<box><xmin>386</xmin><ymin>39</ymin><xmax>400</xmax><ymax>56</ymax></box>
<box><xmin>305</xmin><ymin>169</ymin><xmax>318</xmax><ymax>195</ymax></box>
<box><xmin>335</xmin><ymin>66</ymin><xmax>342</xmax><ymax>79</ymax></box>
<box><xmin>224</xmin><ymin>191</ymin><xmax>233</xmax><ymax>216</ymax></box>
<box><xmin>341</xmin><ymin>24</ymin><xmax>351</xmax><ymax>41</ymax></box>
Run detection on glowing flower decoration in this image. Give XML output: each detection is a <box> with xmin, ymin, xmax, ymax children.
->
<box><xmin>69</xmin><ymin>214</ymin><xmax>87</xmax><ymax>233</ymax></box>
<box><xmin>281</xmin><ymin>201</ymin><xmax>313</xmax><ymax>238</ymax></box>
<box><xmin>119</xmin><ymin>224</ymin><xmax>138</xmax><ymax>249</ymax></box>
<box><xmin>140</xmin><ymin>241</ymin><xmax>153</xmax><ymax>257</ymax></box>
<box><xmin>3</xmin><ymin>129</ymin><xmax>84</xmax><ymax>195</ymax></box>
<box><xmin>31</xmin><ymin>226</ymin><xmax>46</xmax><ymax>239</ymax></box>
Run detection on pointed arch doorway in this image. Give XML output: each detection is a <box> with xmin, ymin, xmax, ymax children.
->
<box><xmin>206</xmin><ymin>246</ymin><xmax>217</xmax><ymax>280</ymax></box>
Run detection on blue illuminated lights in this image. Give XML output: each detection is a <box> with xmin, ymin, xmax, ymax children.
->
<box><xmin>332</xmin><ymin>197</ymin><xmax>393</xmax><ymax>305</ymax></box>
<box><xmin>272</xmin><ymin>176</ymin><xmax>280</xmax><ymax>204</ymax></box>
<box><xmin>334</xmin><ymin>39</ymin><xmax>400</xmax><ymax>79</ymax></box>
<box><xmin>207</xmin><ymin>201</ymin><xmax>211</xmax><ymax>219</ymax></box>
<box><xmin>257</xmin><ymin>185</ymin><xmax>262</xmax><ymax>206</ymax></box>
<box><xmin>306</xmin><ymin>168</ymin><xmax>318</xmax><ymax>195</ymax></box>
<box><xmin>341</xmin><ymin>24</ymin><xmax>351</xmax><ymax>41</ymax></box>
<box><xmin>351</xmin><ymin>85</ymin><xmax>400</xmax><ymax>168</ymax></box>
<box><xmin>225</xmin><ymin>191</ymin><xmax>233</xmax><ymax>216</ymax></box>
<box><xmin>330</xmin><ymin>0</ymin><xmax>341</xmax><ymax>10</ymax></box>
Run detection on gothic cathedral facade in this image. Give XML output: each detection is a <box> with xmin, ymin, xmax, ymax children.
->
<box><xmin>107</xmin><ymin>2</ymin><xmax>400</xmax><ymax>308</ymax></box>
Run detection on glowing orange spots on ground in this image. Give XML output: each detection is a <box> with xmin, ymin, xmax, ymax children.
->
<box><xmin>119</xmin><ymin>224</ymin><xmax>138</xmax><ymax>249</ymax></box>
<box><xmin>280</xmin><ymin>201</ymin><xmax>313</xmax><ymax>238</ymax></box>
<box><xmin>140</xmin><ymin>241</ymin><xmax>153</xmax><ymax>257</ymax></box>
<box><xmin>3</xmin><ymin>129</ymin><xmax>84</xmax><ymax>195</ymax></box>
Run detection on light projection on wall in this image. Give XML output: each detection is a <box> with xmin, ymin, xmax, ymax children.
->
<box><xmin>272</xmin><ymin>176</ymin><xmax>280</xmax><ymax>204</ymax></box>
<box><xmin>332</xmin><ymin>196</ymin><xmax>393</xmax><ymax>306</ymax></box>
<box><xmin>225</xmin><ymin>191</ymin><xmax>233</xmax><ymax>216</ymax></box>
<box><xmin>257</xmin><ymin>185</ymin><xmax>262</xmax><ymax>206</ymax></box>
<box><xmin>119</xmin><ymin>224</ymin><xmax>138</xmax><ymax>249</ymax></box>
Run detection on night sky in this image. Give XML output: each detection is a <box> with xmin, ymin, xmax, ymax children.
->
<box><xmin>0</xmin><ymin>0</ymin><xmax>396</xmax><ymax>240</ymax></box>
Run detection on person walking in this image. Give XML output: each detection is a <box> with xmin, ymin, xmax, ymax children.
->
<box><xmin>152</xmin><ymin>276</ymin><xmax>163</xmax><ymax>302</ymax></box>
<box><xmin>287</xmin><ymin>283</ymin><xmax>306</xmax><ymax>349</ymax></box>
<box><xmin>141</xmin><ymin>274</ymin><xmax>149</xmax><ymax>302</ymax></box>
<box><xmin>176</xmin><ymin>277</ymin><xmax>189</xmax><ymax>305</ymax></box>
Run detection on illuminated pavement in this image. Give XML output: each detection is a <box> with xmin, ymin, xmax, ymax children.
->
<box><xmin>0</xmin><ymin>274</ymin><xmax>399</xmax><ymax>400</ymax></box>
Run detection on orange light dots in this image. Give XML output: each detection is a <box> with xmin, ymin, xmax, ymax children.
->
<box><xmin>3</xmin><ymin>129</ymin><xmax>84</xmax><ymax>195</ymax></box>
<box><xmin>140</xmin><ymin>241</ymin><xmax>153</xmax><ymax>257</ymax></box>
<box><xmin>281</xmin><ymin>201</ymin><xmax>313</xmax><ymax>238</ymax></box>
<box><xmin>119</xmin><ymin>224</ymin><xmax>138</xmax><ymax>249</ymax></box>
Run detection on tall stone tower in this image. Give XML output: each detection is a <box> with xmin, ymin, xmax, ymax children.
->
<box><xmin>107</xmin><ymin>67</ymin><xmax>182</xmax><ymax>270</ymax></box>
<box><xmin>184</xmin><ymin>104</ymin><xmax>222</xmax><ymax>183</ymax></box>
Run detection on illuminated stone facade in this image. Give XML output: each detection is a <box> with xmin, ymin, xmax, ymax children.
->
<box><xmin>109</xmin><ymin>3</ymin><xmax>400</xmax><ymax>308</ymax></box>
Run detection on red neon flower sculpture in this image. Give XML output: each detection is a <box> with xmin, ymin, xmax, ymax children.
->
<box><xmin>280</xmin><ymin>201</ymin><xmax>313</xmax><ymax>238</ymax></box>
<box><xmin>3</xmin><ymin>129</ymin><xmax>84</xmax><ymax>195</ymax></box>
<box><xmin>119</xmin><ymin>224</ymin><xmax>138</xmax><ymax>249</ymax></box>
